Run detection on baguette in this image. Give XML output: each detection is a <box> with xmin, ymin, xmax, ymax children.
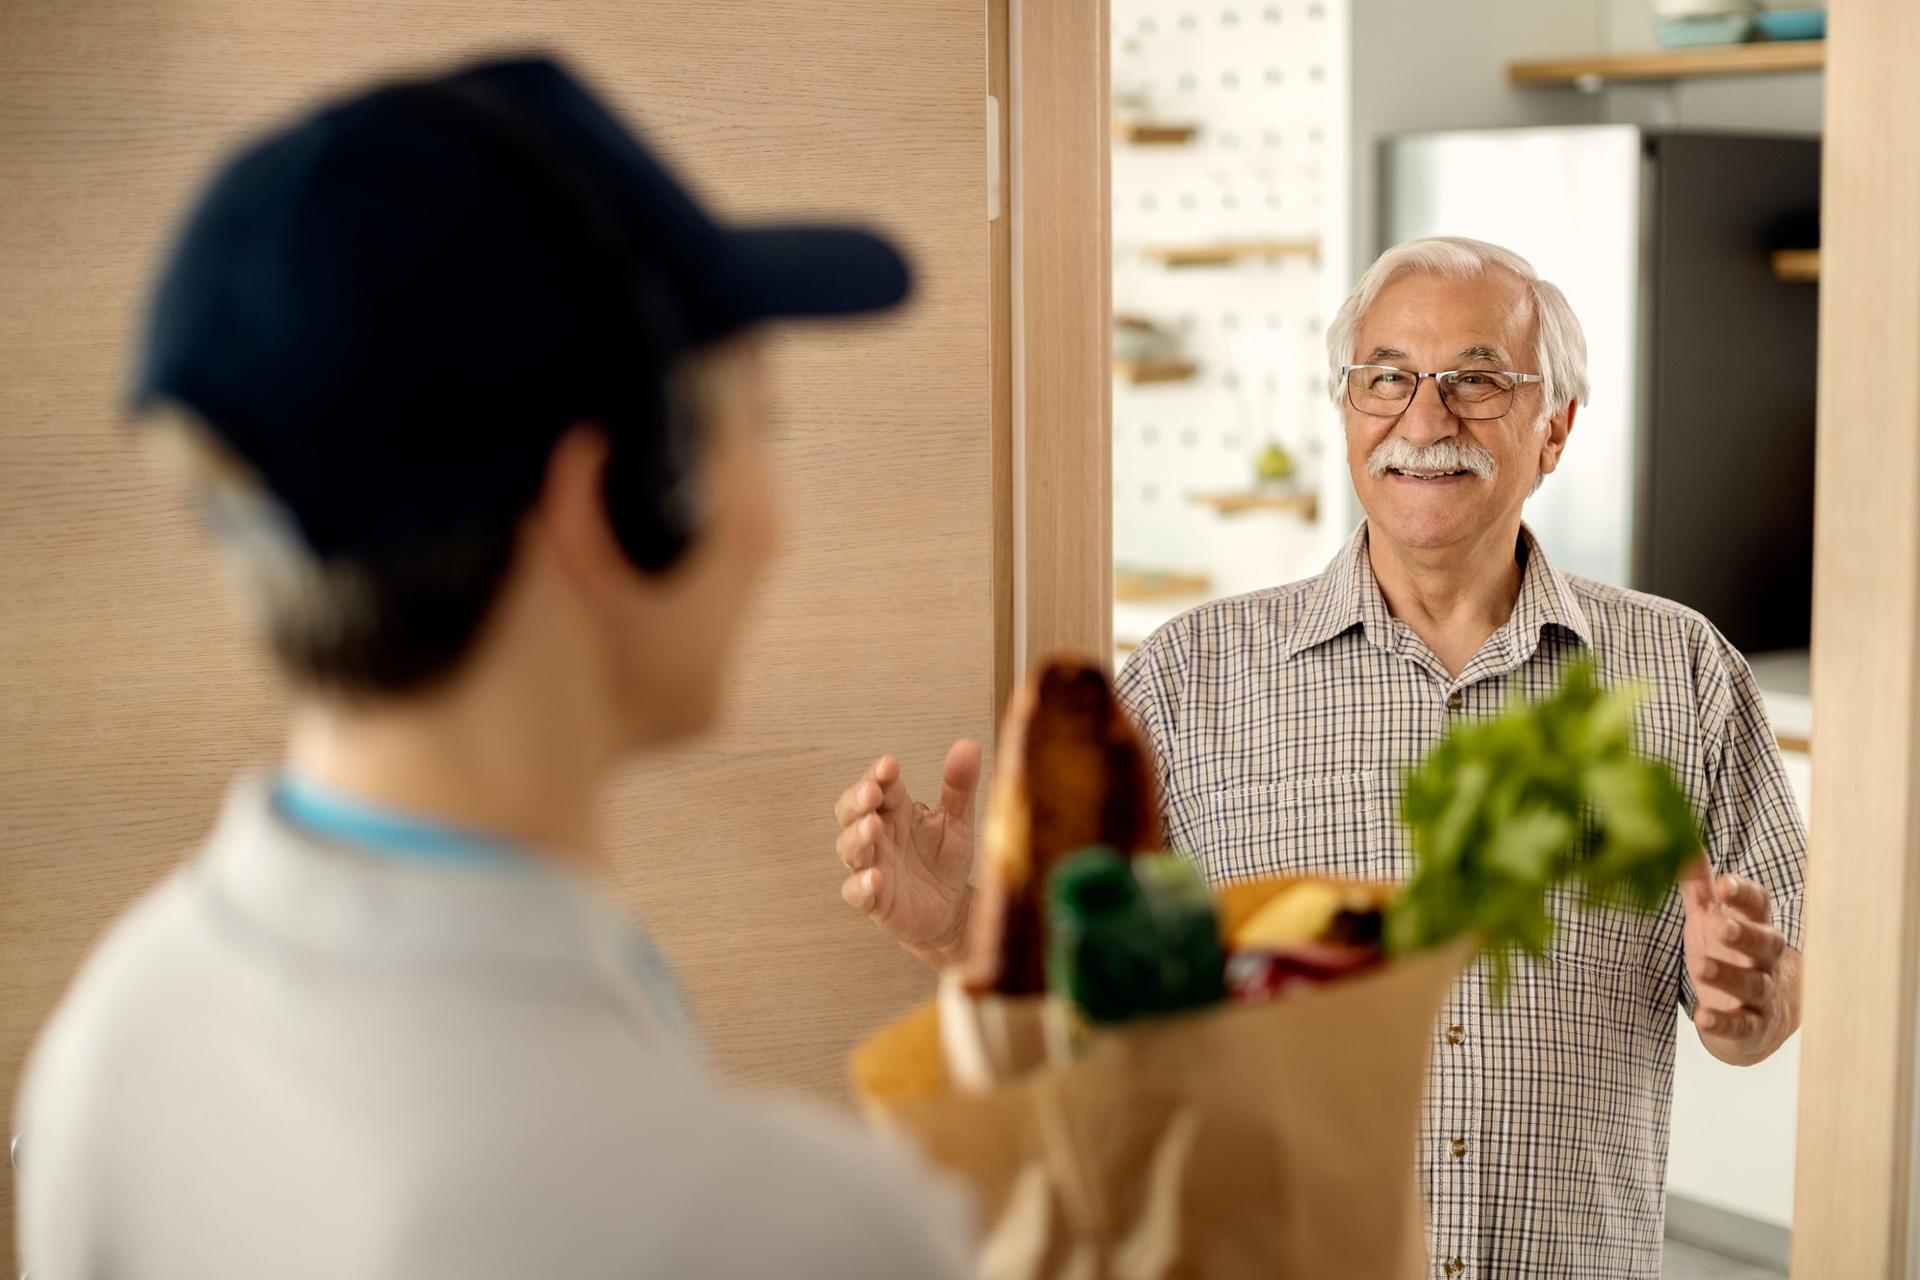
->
<box><xmin>965</xmin><ymin>655</ymin><xmax>1163</xmax><ymax>994</ymax></box>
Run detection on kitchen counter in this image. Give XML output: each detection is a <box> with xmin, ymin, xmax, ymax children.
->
<box><xmin>1748</xmin><ymin>650</ymin><xmax>1810</xmax><ymax>750</ymax></box>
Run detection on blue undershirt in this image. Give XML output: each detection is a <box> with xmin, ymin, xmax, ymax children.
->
<box><xmin>272</xmin><ymin>771</ymin><xmax>528</xmax><ymax>868</ymax></box>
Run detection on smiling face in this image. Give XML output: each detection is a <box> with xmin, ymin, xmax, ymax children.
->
<box><xmin>1343</xmin><ymin>270</ymin><xmax>1574</xmax><ymax>555</ymax></box>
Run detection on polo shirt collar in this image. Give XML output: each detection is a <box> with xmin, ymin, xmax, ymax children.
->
<box><xmin>195</xmin><ymin>775</ymin><xmax>624</xmax><ymax>979</ymax></box>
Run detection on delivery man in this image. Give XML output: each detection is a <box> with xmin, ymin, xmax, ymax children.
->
<box><xmin>14</xmin><ymin>55</ymin><xmax>970</xmax><ymax>1278</ymax></box>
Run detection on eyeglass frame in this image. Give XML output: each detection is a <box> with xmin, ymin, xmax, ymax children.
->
<box><xmin>1338</xmin><ymin>364</ymin><xmax>1545</xmax><ymax>421</ymax></box>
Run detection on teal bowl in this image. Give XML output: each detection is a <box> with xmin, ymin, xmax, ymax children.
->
<box><xmin>1754</xmin><ymin>8</ymin><xmax>1827</xmax><ymax>40</ymax></box>
<box><xmin>1655</xmin><ymin>14</ymin><xmax>1754</xmax><ymax>47</ymax></box>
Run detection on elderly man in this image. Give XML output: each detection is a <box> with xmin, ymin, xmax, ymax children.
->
<box><xmin>833</xmin><ymin>236</ymin><xmax>1806</xmax><ymax>1279</ymax></box>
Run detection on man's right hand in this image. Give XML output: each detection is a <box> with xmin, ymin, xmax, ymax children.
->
<box><xmin>834</xmin><ymin>740</ymin><xmax>981</xmax><ymax>970</ymax></box>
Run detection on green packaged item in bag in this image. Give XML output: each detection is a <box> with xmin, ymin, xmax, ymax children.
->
<box><xmin>1047</xmin><ymin>847</ymin><xmax>1226</xmax><ymax>1024</ymax></box>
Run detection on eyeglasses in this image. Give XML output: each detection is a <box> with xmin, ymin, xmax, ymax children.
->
<box><xmin>1340</xmin><ymin>364</ymin><xmax>1544</xmax><ymax>421</ymax></box>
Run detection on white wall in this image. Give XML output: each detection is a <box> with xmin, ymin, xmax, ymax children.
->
<box><xmin>1669</xmin><ymin>1019</ymin><xmax>1800</xmax><ymax>1228</ymax></box>
<box><xmin>1345</xmin><ymin>0</ymin><xmax>1602</xmax><ymax>278</ymax></box>
<box><xmin>1110</xmin><ymin>0</ymin><xmax>1352</xmax><ymax>649</ymax></box>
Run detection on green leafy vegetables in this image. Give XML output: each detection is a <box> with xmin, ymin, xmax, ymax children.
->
<box><xmin>1385</xmin><ymin>659</ymin><xmax>1701</xmax><ymax>997</ymax></box>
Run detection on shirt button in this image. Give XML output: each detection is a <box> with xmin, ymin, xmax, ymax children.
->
<box><xmin>1444</xmin><ymin>1260</ymin><xmax>1465</xmax><ymax>1277</ymax></box>
<box><xmin>1445</xmin><ymin>692</ymin><xmax>1464</xmax><ymax>711</ymax></box>
<box><xmin>1445</xmin><ymin>1025</ymin><xmax>1466</xmax><ymax>1046</ymax></box>
<box><xmin>1451</xmin><ymin>1137</ymin><xmax>1469</xmax><ymax>1159</ymax></box>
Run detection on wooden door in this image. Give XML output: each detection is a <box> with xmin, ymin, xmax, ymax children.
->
<box><xmin>0</xmin><ymin>3</ymin><xmax>991</xmax><ymax>1265</ymax></box>
<box><xmin>1793</xmin><ymin>1</ymin><xmax>1920</xmax><ymax>1273</ymax></box>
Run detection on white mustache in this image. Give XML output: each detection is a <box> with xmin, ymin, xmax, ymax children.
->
<box><xmin>1366</xmin><ymin>436</ymin><xmax>1497</xmax><ymax>480</ymax></box>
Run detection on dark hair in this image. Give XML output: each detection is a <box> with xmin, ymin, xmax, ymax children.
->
<box><xmin>156</xmin><ymin>415</ymin><xmax>522</xmax><ymax>697</ymax></box>
<box><xmin>255</xmin><ymin>523</ymin><xmax>523</xmax><ymax>696</ymax></box>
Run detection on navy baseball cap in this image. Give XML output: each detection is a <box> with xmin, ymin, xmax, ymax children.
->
<box><xmin>133</xmin><ymin>54</ymin><xmax>912</xmax><ymax>557</ymax></box>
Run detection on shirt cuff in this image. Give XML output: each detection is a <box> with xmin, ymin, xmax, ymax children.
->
<box><xmin>1772</xmin><ymin>891</ymin><xmax>1805</xmax><ymax>957</ymax></box>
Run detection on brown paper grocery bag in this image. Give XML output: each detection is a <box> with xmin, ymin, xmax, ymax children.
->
<box><xmin>853</xmin><ymin>938</ymin><xmax>1470</xmax><ymax>1280</ymax></box>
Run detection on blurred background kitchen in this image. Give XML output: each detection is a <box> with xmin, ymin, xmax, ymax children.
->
<box><xmin>1109</xmin><ymin>0</ymin><xmax>1823</xmax><ymax>1274</ymax></box>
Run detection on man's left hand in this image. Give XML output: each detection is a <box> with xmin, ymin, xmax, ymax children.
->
<box><xmin>1679</xmin><ymin>859</ymin><xmax>1800</xmax><ymax>1067</ymax></box>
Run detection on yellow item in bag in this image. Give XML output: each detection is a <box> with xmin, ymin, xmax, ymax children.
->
<box><xmin>1232</xmin><ymin>881</ymin><xmax>1346</xmax><ymax>949</ymax></box>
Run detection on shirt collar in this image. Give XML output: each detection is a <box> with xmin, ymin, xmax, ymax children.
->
<box><xmin>271</xmin><ymin>769</ymin><xmax>531</xmax><ymax>868</ymax></box>
<box><xmin>1504</xmin><ymin>524</ymin><xmax>1593</xmax><ymax>663</ymax></box>
<box><xmin>1285</xmin><ymin>522</ymin><xmax>1591</xmax><ymax>661</ymax></box>
<box><xmin>192</xmin><ymin>775</ymin><xmax>696</xmax><ymax>1043</ymax></box>
<box><xmin>195</xmin><ymin>774</ymin><xmax>601</xmax><ymax>969</ymax></box>
<box><xmin>1286</xmin><ymin>523</ymin><xmax>1394</xmax><ymax>658</ymax></box>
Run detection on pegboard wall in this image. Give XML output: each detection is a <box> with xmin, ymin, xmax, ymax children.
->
<box><xmin>1111</xmin><ymin>0</ymin><xmax>1351</xmax><ymax>641</ymax></box>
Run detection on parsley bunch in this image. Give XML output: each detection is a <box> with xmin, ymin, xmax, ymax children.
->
<box><xmin>1385</xmin><ymin>659</ymin><xmax>1700</xmax><ymax>997</ymax></box>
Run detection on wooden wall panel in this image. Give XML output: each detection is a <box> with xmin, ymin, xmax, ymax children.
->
<box><xmin>1792</xmin><ymin>0</ymin><xmax>1920</xmax><ymax>1273</ymax></box>
<box><xmin>0</xmin><ymin>3</ymin><xmax>991</xmax><ymax>1266</ymax></box>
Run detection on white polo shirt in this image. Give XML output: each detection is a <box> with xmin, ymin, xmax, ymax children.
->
<box><xmin>14</xmin><ymin>778</ymin><xmax>971</xmax><ymax>1278</ymax></box>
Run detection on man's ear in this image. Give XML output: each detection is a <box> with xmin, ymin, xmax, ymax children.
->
<box><xmin>533</xmin><ymin>425</ymin><xmax>634</xmax><ymax>600</ymax></box>
<box><xmin>1537</xmin><ymin>400</ymin><xmax>1577</xmax><ymax>476</ymax></box>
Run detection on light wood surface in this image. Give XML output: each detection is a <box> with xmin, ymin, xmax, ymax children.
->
<box><xmin>0</xmin><ymin>3</ymin><xmax>991</xmax><ymax>1267</ymax></box>
<box><xmin>1113</xmin><ymin>121</ymin><xmax>1198</xmax><ymax>145</ymax></box>
<box><xmin>1194</xmin><ymin>490</ymin><xmax>1320</xmax><ymax>520</ymax></box>
<box><xmin>1773</xmin><ymin>248</ymin><xmax>1822</xmax><ymax>282</ymax></box>
<box><xmin>1793</xmin><ymin>1</ymin><xmax>1920</xmax><ymax>1273</ymax></box>
<box><xmin>1144</xmin><ymin>238</ymin><xmax>1321</xmax><ymax>268</ymax></box>
<box><xmin>1115</xmin><ymin>358</ymin><xmax>1199</xmax><ymax>385</ymax></box>
<box><xmin>1509</xmin><ymin>40</ymin><xmax>1826</xmax><ymax>88</ymax></box>
<box><xmin>1013</xmin><ymin>0</ymin><xmax>1112</xmax><ymax>667</ymax></box>
<box><xmin>1113</xmin><ymin>568</ymin><xmax>1212</xmax><ymax>604</ymax></box>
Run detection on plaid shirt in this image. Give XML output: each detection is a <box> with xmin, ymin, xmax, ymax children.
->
<box><xmin>1115</xmin><ymin>523</ymin><xmax>1807</xmax><ymax>1280</ymax></box>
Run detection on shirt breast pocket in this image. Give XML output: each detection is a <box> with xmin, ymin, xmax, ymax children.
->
<box><xmin>1202</xmin><ymin>772</ymin><xmax>1380</xmax><ymax>884</ymax></box>
<box><xmin>1548</xmin><ymin>884</ymin><xmax>1651</xmax><ymax>976</ymax></box>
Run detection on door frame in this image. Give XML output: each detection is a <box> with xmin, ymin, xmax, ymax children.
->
<box><xmin>994</xmin><ymin>0</ymin><xmax>1112</xmax><ymax>718</ymax></box>
<box><xmin>996</xmin><ymin>0</ymin><xmax>1920</xmax><ymax>1269</ymax></box>
<box><xmin>1793</xmin><ymin>1</ymin><xmax>1920</xmax><ymax>1273</ymax></box>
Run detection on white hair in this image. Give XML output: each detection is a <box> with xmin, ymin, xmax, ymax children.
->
<box><xmin>1326</xmin><ymin>236</ymin><xmax>1590</xmax><ymax>419</ymax></box>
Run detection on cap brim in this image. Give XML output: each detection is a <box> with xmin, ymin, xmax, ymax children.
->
<box><xmin>717</xmin><ymin>224</ymin><xmax>913</xmax><ymax>327</ymax></box>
